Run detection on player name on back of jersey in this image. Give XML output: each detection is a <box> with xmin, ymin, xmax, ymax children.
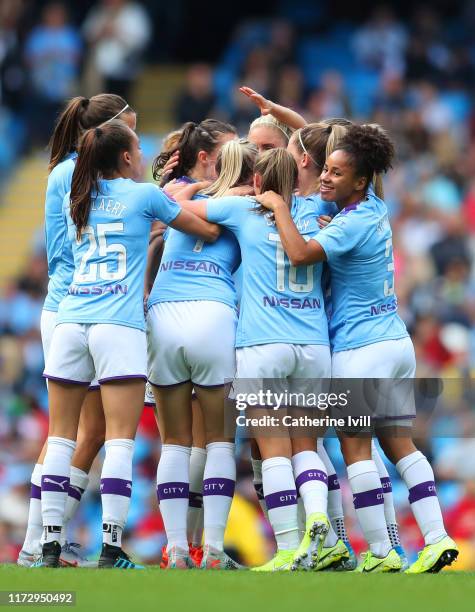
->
<box><xmin>90</xmin><ymin>197</ymin><xmax>127</xmax><ymax>217</ymax></box>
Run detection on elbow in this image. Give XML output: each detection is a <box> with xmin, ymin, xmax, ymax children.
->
<box><xmin>205</xmin><ymin>224</ymin><xmax>221</xmax><ymax>243</ymax></box>
<box><xmin>288</xmin><ymin>251</ymin><xmax>310</xmax><ymax>266</ymax></box>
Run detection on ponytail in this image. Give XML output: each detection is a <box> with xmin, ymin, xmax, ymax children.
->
<box><xmin>373</xmin><ymin>173</ymin><xmax>385</xmax><ymax>199</ymax></box>
<box><xmin>70</xmin><ymin>128</ymin><xmax>99</xmax><ymax>240</ymax></box>
<box><xmin>48</xmin><ymin>96</ymin><xmax>89</xmax><ymax>171</ymax></box>
<box><xmin>152</xmin><ymin>122</ymin><xmax>198</xmax><ymax>182</ymax></box>
<box><xmin>48</xmin><ymin>94</ymin><xmax>134</xmax><ymax>172</ymax></box>
<box><xmin>152</xmin><ymin>118</ymin><xmax>237</xmax><ymax>183</ymax></box>
<box><xmin>200</xmin><ymin>139</ymin><xmax>257</xmax><ymax>198</ymax></box>
<box><xmin>70</xmin><ymin>121</ymin><xmax>134</xmax><ymax>240</ymax></box>
<box><xmin>254</xmin><ymin>148</ymin><xmax>298</xmax><ymax>214</ymax></box>
<box><xmin>325</xmin><ymin>124</ymin><xmax>347</xmax><ymax>160</ymax></box>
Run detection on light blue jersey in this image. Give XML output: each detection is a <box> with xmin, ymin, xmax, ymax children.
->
<box><xmin>43</xmin><ymin>153</ymin><xmax>76</xmax><ymax>312</ymax></box>
<box><xmin>148</xmin><ymin>197</ymin><xmax>241</xmax><ymax>310</ymax></box>
<box><xmin>315</xmin><ymin>191</ymin><xmax>408</xmax><ymax>352</ymax></box>
<box><xmin>206</xmin><ymin>194</ymin><xmax>329</xmax><ymax>348</ymax></box>
<box><xmin>57</xmin><ymin>179</ymin><xmax>181</xmax><ymax>331</ymax></box>
<box><xmin>302</xmin><ymin>192</ymin><xmax>338</xmax><ymax>219</ymax></box>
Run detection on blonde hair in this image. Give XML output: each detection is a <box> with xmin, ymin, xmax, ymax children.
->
<box><xmin>200</xmin><ymin>139</ymin><xmax>258</xmax><ymax>198</ymax></box>
<box><xmin>292</xmin><ymin>121</ymin><xmax>349</xmax><ymax>192</ymax></box>
<box><xmin>321</xmin><ymin>123</ymin><xmax>348</xmax><ymax>160</ymax></box>
<box><xmin>254</xmin><ymin>148</ymin><xmax>298</xmax><ymax>211</ymax></box>
<box><xmin>162</xmin><ymin>129</ymin><xmax>182</xmax><ymax>153</ymax></box>
<box><xmin>249</xmin><ymin>114</ymin><xmax>293</xmax><ymax>144</ymax></box>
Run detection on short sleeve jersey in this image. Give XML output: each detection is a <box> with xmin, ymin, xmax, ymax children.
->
<box><xmin>206</xmin><ymin>194</ymin><xmax>330</xmax><ymax>348</ymax></box>
<box><xmin>57</xmin><ymin>179</ymin><xmax>181</xmax><ymax>331</ymax></box>
<box><xmin>315</xmin><ymin>192</ymin><xmax>408</xmax><ymax>352</ymax></box>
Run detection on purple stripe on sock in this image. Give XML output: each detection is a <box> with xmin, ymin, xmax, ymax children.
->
<box><xmin>100</xmin><ymin>477</ymin><xmax>132</xmax><ymax>498</ymax></box>
<box><xmin>31</xmin><ymin>483</ymin><xmax>42</xmax><ymax>500</ymax></box>
<box><xmin>156</xmin><ymin>482</ymin><xmax>189</xmax><ymax>501</ymax></box>
<box><xmin>328</xmin><ymin>474</ymin><xmax>340</xmax><ymax>491</ymax></box>
<box><xmin>408</xmin><ymin>481</ymin><xmax>437</xmax><ymax>504</ymax></box>
<box><xmin>203</xmin><ymin>477</ymin><xmax>235</xmax><ymax>498</ymax></box>
<box><xmin>68</xmin><ymin>485</ymin><xmax>85</xmax><ymax>501</ymax></box>
<box><xmin>295</xmin><ymin>469</ymin><xmax>328</xmax><ymax>491</ymax></box>
<box><xmin>265</xmin><ymin>489</ymin><xmax>298</xmax><ymax>510</ymax></box>
<box><xmin>41</xmin><ymin>475</ymin><xmax>70</xmax><ymax>493</ymax></box>
<box><xmin>380</xmin><ymin>477</ymin><xmax>392</xmax><ymax>493</ymax></box>
<box><xmin>253</xmin><ymin>482</ymin><xmax>264</xmax><ymax>501</ymax></box>
<box><xmin>189</xmin><ymin>491</ymin><xmax>203</xmax><ymax>508</ymax></box>
<box><xmin>353</xmin><ymin>488</ymin><xmax>384</xmax><ymax>509</ymax></box>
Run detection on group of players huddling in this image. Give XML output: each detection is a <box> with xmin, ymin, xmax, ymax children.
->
<box><xmin>16</xmin><ymin>86</ymin><xmax>459</xmax><ymax>573</ymax></box>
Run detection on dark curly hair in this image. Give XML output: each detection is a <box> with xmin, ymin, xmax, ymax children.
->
<box><xmin>336</xmin><ymin>124</ymin><xmax>395</xmax><ymax>189</ymax></box>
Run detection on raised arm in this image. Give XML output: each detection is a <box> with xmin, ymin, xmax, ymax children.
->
<box><xmin>169</xmin><ymin>207</ymin><xmax>220</xmax><ymax>242</ymax></box>
<box><xmin>240</xmin><ymin>86</ymin><xmax>307</xmax><ymax>130</ymax></box>
<box><xmin>255</xmin><ymin>191</ymin><xmax>327</xmax><ymax>266</ymax></box>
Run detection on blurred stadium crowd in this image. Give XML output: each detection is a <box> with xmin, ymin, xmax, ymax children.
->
<box><xmin>1</xmin><ymin>0</ymin><xmax>475</xmax><ymax>567</ymax></box>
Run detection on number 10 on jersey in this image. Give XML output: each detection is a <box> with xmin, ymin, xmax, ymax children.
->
<box><xmin>268</xmin><ymin>232</ymin><xmax>314</xmax><ymax>293</ymax></box>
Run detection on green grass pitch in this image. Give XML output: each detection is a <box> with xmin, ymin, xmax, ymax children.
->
<box><xmin>1</xmin><ymin>566</ymin><xmax>475</xmax><ymax>612</ymax></box>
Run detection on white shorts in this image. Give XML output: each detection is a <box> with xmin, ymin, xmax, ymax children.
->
<box><xmin>40</xmin><ymin>309</ymin><xmax>57</xmax><ymax>363</ymax></box>
<box><xmin>331</xmin><ymin>337</ymin><xmax>416</xmax><ymax>427</ymax></box>
<box><xmin>44</xmin><ymin>323</ymin><xmax>147</xmax><ymax>386</ymax></box>
<box><xmin>233</xmin><ymin>343</ymin><xmax>331</xmax><ymax>403</ymax></box>
<box><xmin>41</xmin><ymin>310</ymin><xmax>100</xmax><ymax>389</ymax></box>
<box><xmin>147</xmin><ymin>301</ymin><xmax>237</xmax><ymax>387</ymax></box>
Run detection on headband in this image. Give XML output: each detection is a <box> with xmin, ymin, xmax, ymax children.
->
<box><xmin>298</xmin><ymin>129</ymin><xmax>318</xmax><ymax>166</ymax></box>
<box><xmin>252</xmin><ymin>117</ymin><xmax>291</xmax><ymax>140</ymax></box>
<box><xmin>104</xmin><ymin>104</ymin><xmax>130</xmax><ymax>124</ymax></box>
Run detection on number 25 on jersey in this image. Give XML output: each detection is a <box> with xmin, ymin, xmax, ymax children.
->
<box><xmin>75</xmin><ymin>223</ymin><xmax>127</xmax><ymax>283</ymax></box>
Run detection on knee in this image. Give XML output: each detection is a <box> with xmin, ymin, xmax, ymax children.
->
<box><xmin>377</xmin><ymin>435</ymin><xmax>417</xmax><ymax>465</ymax></box>
<box><xmin>339</xmin><ymin>436</ymin><xmax>371</xmax><ymax>465</ymax></box>
<box><xmin>291</xmin><ymin>438</ymin><xmax>316</xmax><ymax>455</ymax></box>
<box><xmin>76</xmin><ymin>423</ymin><xmax>106</xmax><ymax>455</ymax></box>
<box><xmin>163</xmin><ymin>435</ymin><xmax>193</xmax><ymax>447</ymax></box>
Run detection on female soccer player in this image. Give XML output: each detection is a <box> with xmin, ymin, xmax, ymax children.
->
<box><xmin>255</xmin><ymin>124</ymin><xmax>458</xmax><ymax>573</ymax></box>
<box><xmin>174</xmin><ymin>147</ymin><xmax>334</xmax><ymax>571</ymax></box>
<box><xmin>18</xmin><ymin>94</ymin><xmax>137</xmax><ymax>568</ymax></box>
<box><xmin>147</xmin><ymin>138</ymin><xmax>257</xmax><ymax>570</ymax></box>
<box><xmin>284</xmin><ymin>119</ymin><xmax>407</xmax><ymax>571</ymax></box>
<box><xmin>242</xmin><ymin>88</ymin><xmax>408</xmax><ymax>569</ymax></box>
<box><xmin>37</xmin><ymin>120</ymin><xmax>219</xmax><ymax>569</ymax></box>
<box><xmin>148</xmin><ymin>119</ymin><xmax>237</xmax><ymax>567</ymax></box>
<box><xmin>242</xmin><ymin>91</ymin><xmax>342</xmax><ymax>568</ymax></box>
